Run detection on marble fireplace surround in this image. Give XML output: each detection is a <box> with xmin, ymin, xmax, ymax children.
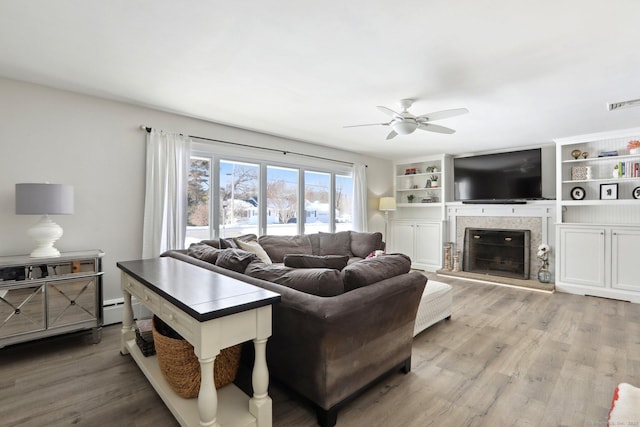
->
<box><xmin>446</xmin><ymin>202</ymin><xmax>556</xmax><ymax>281</ymax></box>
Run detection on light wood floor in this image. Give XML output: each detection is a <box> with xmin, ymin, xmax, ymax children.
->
<box><xmin>2</xmin><ymin>274</ymin><xmax>639</xmax><ymax>427</ymax></box>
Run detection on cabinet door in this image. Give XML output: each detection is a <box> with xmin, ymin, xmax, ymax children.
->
<box><xmin>0</xmin><ymin>284</ymin><xmax>45</xmax><ymax>338</ymax></box>
<box><xmin>48</xmin><ymin>278</ymin><xmax>97</xmax><ymax>328</ymax></box>
<box><xmin>559</xmin><ymin>227</ymin><xmax>606</xmax><ymax>287</ymax></box>
<box><xmin>390</xmin><ymin>221</ymin><xmax>416</xmax><ymax>259</ymax></box>
<box><xmin>414</xmin><ymin>222</ymin><xmax>442</xmax><ymax>268</ymax></box>
<box><xmin>611</xmin><ymin>228</ymin><xmax>640</xmax><ymax>292</ymax></box>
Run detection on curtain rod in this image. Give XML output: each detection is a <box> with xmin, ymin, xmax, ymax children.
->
<box><xmin>140</xmin><ymin>125</ymin><xmax>365</xmax><ymax>167</ymax></box>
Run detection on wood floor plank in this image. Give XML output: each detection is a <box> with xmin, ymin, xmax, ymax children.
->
<box><xmin>2</xmin><ymin>273</ymin><xmax>639</xmax><ymax>426</ymax></box>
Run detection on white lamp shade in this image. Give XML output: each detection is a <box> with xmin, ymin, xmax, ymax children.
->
<box><xmin>379</xmin><ymin>197</ymin><xmax>397</xmax><ymax>211</ymax></box>
<box><xmin>391</xmin><ymin>121</ymin><xmax>418</xmax><ymax>135</ymax></box>
<box><xmin>16</xmin><ymin>183</ymin><xmax>74</xmax><ymax>215</ymax></box>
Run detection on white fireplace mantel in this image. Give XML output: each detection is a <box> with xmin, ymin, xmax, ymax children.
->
<box><xmin>446</xmin><ymin>201</ymin><xmax>557</xmax><ymax>280</ymax></box>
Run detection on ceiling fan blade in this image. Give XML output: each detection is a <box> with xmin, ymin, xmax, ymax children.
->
<box><xmin>377</xmin><ymin>106</ymin><xmax>403</xmax><ymax>119</ymax></box>
<box><xmin>386</xmin><ymin>130</ymin><xmax>398</xmax><ymax>140</ymax></box>
<box><xmin>416</xmin><ymin>107</ymin><xmax>469</xmax><ymax>122</ymax></box>
<box><xmin>418</xmin><ymin>123</ymin><xmax>456</xmax><ymax>134</ymax></box>
<box><xmin>343</xmin><ymin>122</ymin><xmax>390</xmax><ymax>128</ymax></box>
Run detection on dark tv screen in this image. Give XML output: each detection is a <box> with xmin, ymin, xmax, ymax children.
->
<box><xmin>454</xmin><ymin>149</ymin><xmax>542</xmax><ymax>201</ymax></box>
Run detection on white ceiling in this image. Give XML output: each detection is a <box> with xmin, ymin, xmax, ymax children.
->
<box><xmin>2</xmin><ymin>1</ymin><xmax>640</xmax><ymax>159</ymax></box>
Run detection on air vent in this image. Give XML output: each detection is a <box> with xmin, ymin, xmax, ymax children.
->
<box><xmin>608</xmin><ymin>98</ymin><xmax>640</xmax><ymax>111</ymax></box>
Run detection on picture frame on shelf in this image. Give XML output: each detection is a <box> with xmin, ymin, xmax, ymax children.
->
<box><xmin>600</xmin><ymin>183</ymin><xmax>618</xmax><ymax>200</ymax></box>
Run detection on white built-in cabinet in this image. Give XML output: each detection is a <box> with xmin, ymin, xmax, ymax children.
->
<box><xmin>555</xmin><ymin>127</ymin><xmax>640</xmax><ymax>302</ymax></box>
<box><xmin>390</xmin><ymin>220</ymin><xmax>442</xmax><ymax>271</ymax></box>
<box><xmin>388</xmin><ymin>154</ymin><xmax>450</xmax><ymax>271</ymax></box>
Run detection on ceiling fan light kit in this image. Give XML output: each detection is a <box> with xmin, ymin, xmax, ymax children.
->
<box><xmin>345</xmin><ymin>98</ymin><xmax>469</xmax><ymax>140</ymax></box>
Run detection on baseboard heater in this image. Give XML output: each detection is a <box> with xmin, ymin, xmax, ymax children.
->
<box><xmin>103</xmin><ymin>297</ymin><xmax>148</xmax><ymax>325</ymax></box>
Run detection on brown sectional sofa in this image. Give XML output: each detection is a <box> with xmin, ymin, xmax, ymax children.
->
<box><xmin>162</xmin><ymin>230</ymin><xmax>427</xmax><ymax>427</ymax></box>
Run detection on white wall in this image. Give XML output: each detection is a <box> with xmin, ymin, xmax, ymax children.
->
<box><xmin>0</xmin><ymin>77</ymin><xmax>391</xmax><ymax>302</ymax></box>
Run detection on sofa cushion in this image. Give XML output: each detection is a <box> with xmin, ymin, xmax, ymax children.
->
<box><xmin>215</xmin><ymin>248</ymin><xmax>258</xmax><ymax>273</ymax></box>
<box><xmin>317</xmin><ymin>231</ymin><xmax>352</xmax><ymax>256</ymax></box>
<box><xmin>350</xmin><ymin>231</ymin><xmax>384</xmax><ymax>258</ymax></box>
<box><xmin>186</xmin><ymin>243</ymin><xmax>223</xmax><ymax>264</ymax></box>
<box><xmin>258</xmin><ymin>235</ymin><xmax>313</xmax><ymax>263</ymax></box>
<box><xmin>235</xmin><ymin>239</ymin><xmax>272</xmax><ymax>264</ymax></box>
<box><xmin>245</xmin><ymin>261</ymin><xmax>344</xmax><ymax>296</ymax></box>
<box><xmin>283</xmin><ymin>254</ymin><xmax>349</xmax><ymax>271</ymax></box>
<box><xmin>341</xmin><ymin>254</ymin><xmax>412</xmax><ymax>292</ymax></box>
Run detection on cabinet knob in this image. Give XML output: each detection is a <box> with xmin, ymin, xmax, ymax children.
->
<box><xmin>169</xmin><ymin>314</ymin><xmax>176</xmax><ymax>321</ymax></box>
<box><xmin>505</xmin><ymin>237</ymin><xmax>512</xmax><ymax>241</ymax></box>
<box><xmin>144</xmin><ymin>295</ymin><xmax>150</xmax><ymax>301</ymax></box>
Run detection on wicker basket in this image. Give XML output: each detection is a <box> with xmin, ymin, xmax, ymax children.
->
<box><xmin>152</xmin><ymin>316</ymin><xmax>241</xmax><ymax>398</ymax></box>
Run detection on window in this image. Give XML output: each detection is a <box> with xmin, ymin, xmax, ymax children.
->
<box><xmin>186</xmin><ymin>156</ymin><xmax>211</xmax><ymax>246</ymax></box>
<box><xmin>304</xmin><ymin>171</ymin><xmax>331</xmax><ymax>234</ymax></box>
<box><xmin>266</xmin><ymin>166</ymin><xmax>298</xmax><ymax>235</ymax></box>
<box><xmin>335</xmin><ymin>174</ymin><xmax>353</xmax><ymax>231</ymax></box>
<box><xmin>187</xmin><ymin>148</ymin><xmax>353</xmax><ymax>241</ymax></box>
<box><xmin>219</xmin><ymin>160</ymin><xmax>259</xmax><ymax>238</ymax></box>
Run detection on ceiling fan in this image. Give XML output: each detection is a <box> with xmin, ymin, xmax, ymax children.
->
<box><xmin>345</xmin><ymin>99</ymin><xmax>469</xmax><ymax>140</ymax></box>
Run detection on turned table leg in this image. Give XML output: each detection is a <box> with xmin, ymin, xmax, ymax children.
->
<box><xmin>250</xmin><ymin>336</ymin><xmax>272</xmax><ymax>427</ymax></box>
<box><xmin>120</xmin><ymin>288</ymin><xmax>134</xmax><ymax>355</ymax></box>
<box><xmin>198</xmin><ymin>356</ymin><xmax>219</xmax><ymax>427</ymax></box>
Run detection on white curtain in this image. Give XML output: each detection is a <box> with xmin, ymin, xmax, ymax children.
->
<box><xmin>352</xmin><ymin>163</ymin><xmax>368</xmax><ymax>231</ymax></box>
<box><xmin>142</xmin><ymin>129</ymin><xmax>192</xmax><ymax>259</ymax></box>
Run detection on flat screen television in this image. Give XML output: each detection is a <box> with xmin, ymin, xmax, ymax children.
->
<box><xmin>454</xmin><ymin>148</ymin><xmax>542</xmax><ymax>202</ymax></box>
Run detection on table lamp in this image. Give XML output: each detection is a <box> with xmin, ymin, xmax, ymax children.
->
<box><xmin>378</xmin><ymin>196</ymin><xmax>397</xmax><ymax>242</ymax></box>
<box><xmin>15</xmin><ymin>183</ymin><xmax>74</xmax><ymax>258</ymax></box>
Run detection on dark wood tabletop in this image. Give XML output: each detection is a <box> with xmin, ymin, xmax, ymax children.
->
<box><xmin>117</xmin><ymin>257</ymin><xmax>280</xmax><ymax>322</ymax></box>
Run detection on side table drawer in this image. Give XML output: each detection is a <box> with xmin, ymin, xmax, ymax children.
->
<box><xmin>123</xmin><ymin>275</ymin><xmax>145</xmax><ymax>300</ymax></box>
<box><xmin>160</xmin><ymin>301</ymin><xmax>195</xmax><ymax>342</ymax></box>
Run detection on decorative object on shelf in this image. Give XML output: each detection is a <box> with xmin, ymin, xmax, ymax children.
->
<box><xmin>598</xmin><ymin>150</ymin><xmax>619</xmax><ymax>157</ymax></box>
<box><xmin>378</xmin><ymin>197</ymin><xmax>396</xmax><ymax>242</ymax></box>
<box><xmin>571</xmin><ymin>149</ymin><xmax>582</xmax><ymax>159</ymax></box>
<box><xmin>443</xmin><ymin>242</ymin><xmax>452</xmax><ymax>271</ymax></box>
<box><xmin>404</xmin><ymin>168</ymin><xmax>417</xmax><ymax>175</ymax></box>
<box><xmin>15</xmin><ymin>183</ymin><xmax>74</xmax><ymax>258</ymax></box>
<box><xmin>407</xmin><ymin>194</ymin><xmax>415</xmax><ymax>203</ymax></box>
<box><xmin>628</xmin><ymin>140</ymin><xmax>640</xmax><ymax>155</ymax></box>
<box><xmin>425</xmin><ymin>166</ymin><xmax>435</xmax><ymax>173</ymax></box>
<box><xmin>420</xmin><ymin>197</ymin><xmax>434</xmax><ymax>203</ymax></box>
<box><xmin>633</xmin><ymin>186</ymin><xmax>640</xmax><ymax>199</ymax></box>
<box><xmin>581</xmin><ymin>152</ymin><xmax>589</xmax><ymax>159</ymax></box>
<box><xmin>571</xmin><ymin>166</ymin><xmax>590</xmax><ymax>180</ymax></box>
<box><xmin>600</xmin><ymin>183</ymin><xmax>618</xmax><ymax>200</ymax></box>
<box><xmin>425</xmin><ymin>179</ymin><xmax>431</xmax><ymax>188</ymax></box>
<box><xmin>430</xmin><ymin>175</ymin><xmax>439</xmax><ymax>188</ymax></box>
<box><xmin>452</xmin><ymin>250</ymin><xmax>461</xmax><ymax>272</ymax></box>
<box><xmin>570</xmin><ymin>186</ymin><xmax>586</xmax><ymax>200</ymax></box>
<box><xmin>536</xmin><ymin>244</ymin><xmax>551</xmax><ymax>283</ymax></box>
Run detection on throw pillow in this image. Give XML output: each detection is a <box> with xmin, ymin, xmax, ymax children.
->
<box><xmin>341</xmin><ymin>254</ymin><xmax>411</xmax><ymax>292</ymax></box>
<box><xmin>283</xmin><ymin>254</ymin><xmax>349</xmax><ymax>271</ymax></box>
<box><xmin>219</xmin><ymin>233</ymin><xmax>257</xmax><ymax>249</ymax></box>
<box><xmin>350</xmin><ymin>231</ymin><xmax>384</xmax><ymax>258</ymax></box>
<box><xmin>317</xmin><ymin>231</ymin><xmax>351</xmax><ymax>256</ymax></box>
<box><xmin>215</xmin><ymin>249</ymin><xmax>257</xmax><ymax>273</ymax></box>
<box><xmin>187</xmin><ymin>243</ymin><xmax>223</xmax><ymax>264</ymax></box>
<box><xmin>235</xmin><ymin>239</ymin><xmax>272</xmax><ymax>264</ymax></box>
<box><xmin>257</xmin><ymin>235</ymin><xmax>313</xmax><ymax>263</ymax></box>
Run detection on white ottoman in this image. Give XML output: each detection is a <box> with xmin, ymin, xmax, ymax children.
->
<box><xmin>413</xmin><ymin>280</ymin><xmax>452</xmax><ymax>336</ymax></box>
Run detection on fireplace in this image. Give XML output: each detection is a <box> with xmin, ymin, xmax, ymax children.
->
<box><xmin>463</xmin><ymin>228</ymin><xmax>531</xmax><ymax>279</ymax></box>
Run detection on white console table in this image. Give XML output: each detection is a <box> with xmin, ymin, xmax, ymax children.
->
<box><xmin>117</xmin><ymin>258</ymin><xmax>280</xmax><ymax>427</ymax></box>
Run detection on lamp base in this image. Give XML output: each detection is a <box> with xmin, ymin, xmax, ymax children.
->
<box><xmin>27</xmin><ymin>215</ymin><xmax>63</xmax><ymax>258</ymax></box>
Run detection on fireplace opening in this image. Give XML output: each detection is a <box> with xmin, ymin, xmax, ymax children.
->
<box><xmin>463</xmin><ymin>228</ymin><xmax>530</xmax><ymax>279</ymax></box>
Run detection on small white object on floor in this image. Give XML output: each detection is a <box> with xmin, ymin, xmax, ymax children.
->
<box><xmin>608</xmin><ymin>383</ymin><xmax>640</xmax><ymax>426</ymax></box>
